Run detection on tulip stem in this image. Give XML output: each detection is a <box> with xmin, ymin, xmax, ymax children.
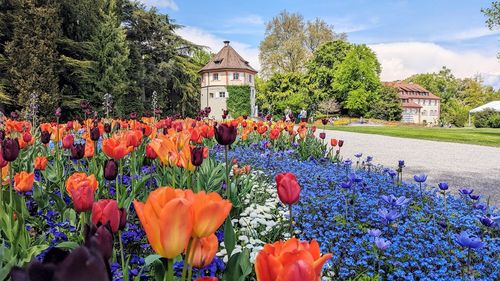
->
<box><xmin>224</xmin><ymin>145</ymin><xmax>230</xmax><ymax>200</ymax></box>
<box><xmin>181</xmin><ymin>238</ymin><xmax>193</xmax><ymax>280</ymax></box>
<box><xmin>289</xmin><ymin>204</ymin><xmax>293</xmax><ymax>236</ymax></box>
<box><xmin>119</xmin><ymin>231</ymin><xmax>128</xmax><ymax>281</ymax></box>
<box><xmin>166</xmin><ymin>259</ymin><xmax>174</xmax><ymax>281</ymax></box>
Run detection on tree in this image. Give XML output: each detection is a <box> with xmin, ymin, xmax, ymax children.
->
<box><xmin>4</xmin><ymin>0</ymin><xmax>61</xmax><ymax>117</ymax></box>
<box><xmin>333</xmin><ymin>44</ymin><xmax>381</xmax><ymax>116</ymax></box>
<box><xmin>258</xmin><ymin>72</ymin><xmax>312</xmax><ymax>115</ymax></box>
<box><xmin>369</xmin><ymin>85</ymin><xmax>403</xmax><ymax>121</ymax></box>
<box><xmin>304</xmin><ymin>18</ymin><xmax>346</xmax><ymax>53</ymax></box>
<box><xmin>307</xmin><ymin>40</ymin><xmax>353</xmax><ymax>101</ymax></box>
<box><xmin>318</xmin><ymin>98</ymin><xmax>340</xmax><ymax>117</ymax></box>
<box><xmin>226</xmin><ymin>85</ymin><xmax>251</xmax><ymax>117</ymax></box>
<box><xmin>88</xmin><ymin>0</ymin><xmax>130</xmax><ymax>116</ymax></box>
<box><xmin>482</xmin><ymin>1</ymin><xmax>500</xmax><ymax>30</ymax></box>
<box><xmin>259</xmin><ymin>10</ymin><xmax>344</xmax><ymax>77</ymax></box>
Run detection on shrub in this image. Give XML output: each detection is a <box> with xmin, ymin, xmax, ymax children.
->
<box><xmin>474</xmin><ymin>109</ymin><xmax>500</xmax><ymax>128</ymax></box>
<box><xmin>227</xmin><ymin>85</ymin><xmax>251</xmax><ymax>117</ymax></box>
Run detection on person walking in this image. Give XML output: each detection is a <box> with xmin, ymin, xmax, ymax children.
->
<box><xmin>300</xmin><ymin>108</ymin><xmax>307</xmax><ymax>123</ymax></box>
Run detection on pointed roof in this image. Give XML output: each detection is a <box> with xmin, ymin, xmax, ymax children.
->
<box><xmin>199</xmin><ymin>41</ymin><xmax>257</xmax><ymax>74</ymax></box>
<box><xmin>384</xmin><ymin>81</ymin><xmax>440</xmax><ymax>100</ymax></box>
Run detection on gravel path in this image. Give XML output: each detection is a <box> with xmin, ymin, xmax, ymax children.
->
<box><xmin>322</xmin><ymin>129</ymin><xmax>500</xmax><ymax>206</ymax></box>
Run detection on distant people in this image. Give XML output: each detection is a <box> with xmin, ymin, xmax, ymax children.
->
<box><xmin>300</xmin><ymin>108</ymin><xmax>307</xmax><ymax>123</ymax></box>
<box><xmin>284</xmin><ymin>107</ymin><xmax>292</xmax><ymax>122</ymax></box>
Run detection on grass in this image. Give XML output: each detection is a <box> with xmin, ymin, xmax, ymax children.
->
<box><xmin>323</xmin><ymin>125</ymin><xmax>500</xmax><ymax>147</ymax></box>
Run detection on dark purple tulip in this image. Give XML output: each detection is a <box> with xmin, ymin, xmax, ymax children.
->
<box><xmin>378</xmin><ymin>208</ymin><xmax>401</xmax><ymax>225</ymax></box>
<box><xmin>90</xmin><ymin>127</ymin><xmax>100</xmax><ymax>141</ymax></box>
<box><xmin>458</xmin><ymin>188</ymin><xmax>473</xmax><ymax>195</ymax></box>
<box><xmin>71</xmin><ymin>143</ymin><xmax>85</xmax><ymax>160</ymax></box>
<box><xmin>41</xmin><ymin>130</ymin><xmax>51</xmax><ymax>144</ymax></box>
<box><xmin>0</xmin><ymin>129</ymin><xmax>5</xmax><ymax>140</ymax></box>
<box><xmin>129</xmin><ymin>112</ymin><xmax>137</xmax><ymax>120</ymax></box>
<box><xmin>338</xmin><ymin>140</ymin><xmax>344</xmax><ymax>147</ymax></box>
<box><xmin>242</xmin><ymin>115</ymin><xmax>248</xmax><ymax>120</ymax></box>
<box><xmin>413</xmin><ymin>174</ymin><xmax>427</xmax><ymax>183</ymax></box>
<box><xmin>455</xmin><ymin>231</ymin><xmax>484</xmax><ymax>249</ymax></box>
<box><xmin>398</xmin><ymin>160</ymin><xmax>405</xmax><ymax>168</ymax></box>
<box><xmin>214</xmin><ymin>123</ymin><xmax>237</xmax><ymax>146</ymax></box>
<box><xmin>2</xmin><ymin>138</ymin><xmax>20</xmax><ymax>162</ymax></box>
<box><xmin>374</xmin><ymin>237</ymin><xmax>391</xmax><ymax>250</ymax></box>
<box><xmin>103</xmin><ymin>159</ymin><xmax>118</xmax><ymax>180</ymax></box>
<box><xmin>104</xmin><ymin>123</ymin><xmax>112</xmax><ymax>133</ymax></box>
<box><xmin>190</xmin><ymin>146</ymin><xmax>205</xmax><ymax>167</ymax></box>
<box><xmin>119</xmin><ymin>208</ymin><xmax>127</xmax><ymax>231</ymax></box>
<box><xmin>321</xmin><ymin>119</ymin><xmax>328</xmax><ymax>125</ymax></box>
<box><xmin>478</xmin><ymin>216</ymin><xmax>495</xmax><ymax>227</ymax></box>
<box><xmin>438</xmin><ymin>182</ymin><xmax>449</xmax><ymax>191</ymax></box>
<box><xmin>319</xmin><ymin>132</ymin><xmax>326</xmax><ymax>139</ymax></box>
<box><xmin>223</xmin><ymin>110</ymin><xmax>229</xmax><ymax>116</ymax></box>
<box><xmin>205</xmin><ymin>107</ymin><xmax>211</xmax><ymax>114</ymax></box>
<box><xmin>10</xmin><ymin>111</ymin><xmax>19</xmax><ymax>119</ymax></box>
<box><xmin>84</xmin><ymin>224</ymin><xmax>114</xmax><ymax>260</ymax></box>
<box><xmin>367</xmin><ymin>229</ymin><xmax>382</xmax><ymax>237</ymax></box>
<box><xmin>469</xmin><ymin>194</ymin><xmax>480</xmax><ymax>200</ymax></box>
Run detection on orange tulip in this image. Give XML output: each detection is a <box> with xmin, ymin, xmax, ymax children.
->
<box><xmin>125</xmin><ymin>130</ymin><xmax>143</xmax><ymax>147</ymax></box>
<box><xmin>85</xmin><ymin>139</ymin><xmax>95</xmax><ymax>158</ymax></box>
<box><xmin>269</xmin><ymin>128</ymin><xmax>280</xmax><ymax>140</ymax></box>
<box><xmin>191</xmin><ymin>191</ymin><xmax>231</xmax><ymax>238</ymax></box>
<box><xmin>102</xmin><ymin>138</ymin><xmax>133</xmax><ymax>160</ymax></box>
<box><xmin>133</xmin><ymin>187</ymin><xmax>194</xmax><ymax>259</ymax></box>
<box><xmin>330</xmin><ymin>138</ymin><xmax>338</xmax><ymax>147</ymax></box>
<box><xmin>66</xmin><ymin>173</ymin><xmax>98</xmax><ymax>212</ymax></box>
<box><xmin>255</xmin><ymin>238</ymin><xmax>332</xmax><ymax>281</ymax></box>
<box><xmin>188</xmin><ymin>233</ymin><xmax>218</xmax><ymax>268</ymax></box>
<box><xmin>14</xmin><ymin>171</ymin><xmax>35</xmax><ymax>193</ymax></box>
<box><xmin>34</xmin><ymin>156</ymin><xmax>48</xmax><ymax>170</ymax></box>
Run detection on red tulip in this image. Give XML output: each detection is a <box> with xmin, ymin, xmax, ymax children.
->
<box><xmin>145</xmin><ymin>144</ymin><xmax>157</xmax><ymax>159</ymax></box>
<box><xmin>330</xmin><ymin>138</ymin><xmax>338</xmax><ymax>147</ymax></box>
<box><xmin>62</xmin><ymin>134</ymin><xmax>74</xmax><ymax>149</ymax></box>
<box><xmin>275</xmin><ymin>173</ymin><xmax>300</xmax><ymax>205</ymax></box>
<box><xmin>92</xmin><ymin>199</ymin><xmax>126</xmax><ymax>233</ymax></box>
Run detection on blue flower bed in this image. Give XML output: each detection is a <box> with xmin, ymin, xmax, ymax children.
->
<box><xmin>221</xmin><ymin>145</ymin><xmax>500</xmax><ymax>280</ymax></box>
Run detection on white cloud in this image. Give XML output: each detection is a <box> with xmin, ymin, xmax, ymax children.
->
<box><xmin>369</xmin><ymin>42</ymin><xmax>500</xmax><ymax>88</ymax></box>
<box><xmin>176</xmin><ymin>26</ymin><xmax>261</xmax><ymax>71</ymax></box>
<box><xmin>432</xmin><ymin>27</ymin><xmax>500</xmax><ymax>41</ymax></box>
<box><xmin>228</xmin><ymin>15</ymin><xmax>264</xmax><ymax>25</ymax></box>
<box><xmin>139</xmin><ymin>0</ymin><xmax>178</xmax><ymax>10</ymax></box>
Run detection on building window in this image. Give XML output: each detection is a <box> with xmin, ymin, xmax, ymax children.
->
<box><xmin>249</xmin><ymin>75</ymin><xmax>252</xmax><ymax>83</ymax></box>
<box><xmin>219</xmin><ymin>92</ymin><xmax>226</xmax><ymax>98</ymax></box>
<box><xmin>232</xmin><ymin>73</ymin><xmax>239</xmax><ymax>80</ymax></box>
<box><xmin>212</xmin><ymin>73</ymin><xmax>219</xmax><ymax>81</ymax></box>
<box><xmin>209</xmin><ymin>93</ymin><xmax>214</xmax><ymax>98</ymax></box>
<box><xmin>422</xmin><ymin>110</ymin><xmax>427</xmax><ymax>116</ymax></box>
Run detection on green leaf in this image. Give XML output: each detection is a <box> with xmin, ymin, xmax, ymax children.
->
<box><xmin>56</xmin><ymin>241</ymin><xmax>79</xmax><ymax>250</ymax></box>
<box><xmin>144</xmin><ymin>254</ymin><xmax>162</xmax><ymax>267</ymax></box>
<box><xmin>223</xmin><ymin>216</ymin><xmax>235</xmax><ymax>258</ymax></box>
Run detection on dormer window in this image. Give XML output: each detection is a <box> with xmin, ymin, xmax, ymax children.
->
<box><xmin>214</xmin><ymin>59</ymin><xmax>223</xmax><ymax>64</ymax></box>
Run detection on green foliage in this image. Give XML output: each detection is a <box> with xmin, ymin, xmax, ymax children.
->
<box><xmin>333</xmin><ymin>45</ymin><xmax>381</xmax><ymax>116</ymax></box>
<box><xmin>369</xmin><ymin>86</ymin><xmax>403</xmax><ymax>121</ymax></box>
<box><xmin>482</xmin><ymin>1</ymin><xmax>500</xmax><ymax>30</ymax></box>
<box><xmin>259</xmin><ymin>72</ymin><xmax>312</xmax><ymax>115</ymax></box>
<box><xmin>474</xmin><ymin>108</ymin><xmax>500</xmax><ymax>128</ymax></box>
<box><xmin>227</xmin><ymin>85</ymin><xmax>251</xmax><ymax>117</ymax></box>
<box><xmin>4</xmin><ymin>0</ymin><xmax>62</xmax><ymax>118</ymax></box>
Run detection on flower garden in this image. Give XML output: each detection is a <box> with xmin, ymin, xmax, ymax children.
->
<box><xmin>0</xmin><ymin>113</ymin><xmax>498</xmax><ymax>281</ymax></box>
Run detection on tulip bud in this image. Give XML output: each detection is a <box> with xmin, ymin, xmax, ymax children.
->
<box><xmin>103</xmin><ymin>159</ymin><xmax>118</xmax><ymax>181</ymax></box>
<box><xmin>90</xmin><ymin>126</ymin><xmax>100</xmax><ymax>141</ymax></box>
<box><xmin>55</xmin><ymin>107</ymin><xmax>62</xmax><ymax>118</ymax></box>
<box><xmin>205</xmin><ymin>107</ymin><xmax>211</xmax><ymax>114</ymax></box>
<box><xmin>214</xmin><ymin>124</ymin><xmax>237</xmax><ymax>146</ymax></box>
<box><xmin>338</xmin><ymin>140</ymin><xmax>344</xmax><ymax>147</ymax></box>
<box><xmin>130</xmin><ymin>112</ymin><xmax>137</xmax><ymax>120</ymax></box>
<box><xmin>276</xmin><ymin>172</ymin><xmax>300</xmax><ymax>205</ymax></box>
<box><xmin>119</xmin><ymin>208</ymin><xmax>127</xmax><ymax>231</ymax></box>
<box><xmin>319</xmin><ymin>132</ymin><xmax>326</xmax><ymax>140</ymax></box>
<box><xmin>22</xmin><ymin>132</ymin><xmax>32</xmax><ymax>143</ymax></box>
<box><xmin>62</xmin><ymin>134</ymin><xmax>74</xmax><ymax>149</ymax></box>
<box><xmin>70</xmin><ymin>143</ymin><xmax>85</xmax><ymax>160</ymax></box>
<box><xmin>242</xmin><ymin>115</ymin><xmax>248</xmax><ymax>120</ymax></box>
<box><xmin>190</xmin><ymin>146</ymin><xmax>204</xmax><ymax>167</ymax></box>
<box><xmin>2</xmin><ymin>138</ymin><xmax>20</xmax><ymax>162</ymax></box>
<box><xmin>242</xmin><ymin>121</ymin><xmax>247</xmax><ymax>128</ymax></box>
<box><xmin>41</xmin><ymin>131</ymin><xmax>51</xmax><ymax>144</ymax></box>
<box><xmin>145</xmin><ymin>144</ymin><xmax>157</xmax><ymax>160</ymax></box>
<box><xmin>104</xmin><ymin>123</ymin><xmax>112</xmax><ymax>133</ymax></box>
<box><xmin>322</xmin><ymin>119</ymin><xmax>328</xmax><ymax>125</ymax></box>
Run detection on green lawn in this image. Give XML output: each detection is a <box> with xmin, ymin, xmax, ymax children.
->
<box><xmin>323</xmin><ymin>125</ymin><xmax>500</xmax><ymax>147</ymax></box>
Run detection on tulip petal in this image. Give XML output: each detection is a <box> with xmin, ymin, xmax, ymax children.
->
<box><xmin>158</xmin><ymin>198</ymin><xmax>193</xmax><ymax>258</ymax></box>
<box><xmin>255</xmin><ymin>251</ymin><xmax>282</xmax><ymax>281</ymax></box>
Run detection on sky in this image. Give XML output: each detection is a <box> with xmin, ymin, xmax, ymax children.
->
<box><xmin>140</xmin><ymin>0</ymin><xmax>500</xmax><ymax>88</ymax></box>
